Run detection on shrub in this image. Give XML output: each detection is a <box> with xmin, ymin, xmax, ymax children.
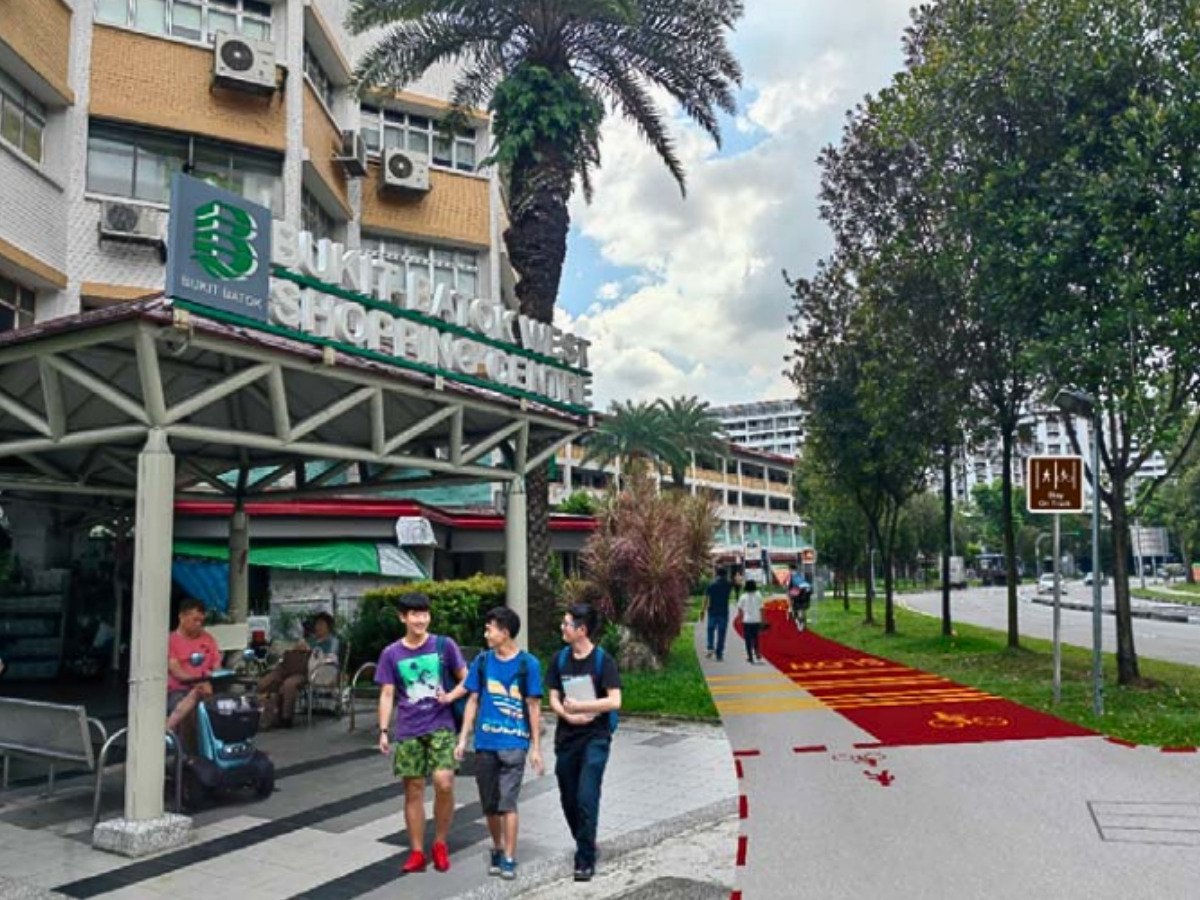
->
<box><xmin>556</xmin><ymin>490</ymin><xmax>599</xmax><ymax>516</ymax></box>
<box><xmin>348</xmin><ymin>574</ymin><xmax>506</xmax><ymax>668</ymax></box>
<box><xmin>578</xmin><ymin>470</ymin><xmax>716</xmax><ymax>661</ymax></box>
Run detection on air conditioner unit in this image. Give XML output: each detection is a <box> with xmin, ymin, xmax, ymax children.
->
<box><xmin>98</xmin><ymin>201</ymin><xmax>165</xmax><ymax>249</ymax></box>
<box><xmin>334</xmin><ymin>130</ymin><xmax>368</xmax><ymax>178</ymax></box>
<box><xmin>381</xmin><ymin>148</ymin><xmax>430</xmax><ymax>193</ymax></box>
<box><xmin>213</xmin><ymin>31</ymin><xmax>277</xmax><ymax>95</ymax></box>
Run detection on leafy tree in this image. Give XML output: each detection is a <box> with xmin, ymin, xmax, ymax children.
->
<box><xmin>794</xmin><ymin>451</ymin><xmax>868</xmax><ymax>608</ymax></box>
<box><xmin>657</xmin><ymin>396</ymin><xmax>727</xmax><ymax>489</ymax></box>
<box><xmin>349</xmin><ymin>0</ymin><xmax>743</xmax><ymax>648</ymax></box>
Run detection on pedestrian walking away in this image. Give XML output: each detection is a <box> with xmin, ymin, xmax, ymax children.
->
<box><xmin>786</xmin><ymin>562</ymin><xmax>812</xmax><ymax>632</ymax></box>
<box><xmin>375</xmin><ymin>592</ymin><xmax>468</xmax><ymax>875</ymax></box>
<box><xmin>546</xmin><ymin>602</ymin><xmax>622</xmax><ymax>883</ymax></box>
<box><xmin>700</xmin><ymin>567</ymin><xmax>733</xmax><ymax>661</ymax></box>
<box><xmin>454</xmin><ymin>605</ymin><xmax>544</xmax><ymax>882</ymax></box>
<box><xmin>736</xmin><ymin>580</ymin><xmax>765</xmax><ymax>663</ymax></box>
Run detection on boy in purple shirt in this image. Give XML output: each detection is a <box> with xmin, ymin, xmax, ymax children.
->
<box><xmin>376</xmin><ymin>593</ymin><xmax>467</xmax><ymax>875</ymax></box>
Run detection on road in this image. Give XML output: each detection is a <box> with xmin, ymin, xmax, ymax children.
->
<box><xmin>900</xmin><ymin>585</ymin><xmax>1200</xmax><ymax>667</ymax></box>
<box><xmin>698</xmin><ymin>611</ymin><xmax>1200</xmax><ymax>899</ymax></box>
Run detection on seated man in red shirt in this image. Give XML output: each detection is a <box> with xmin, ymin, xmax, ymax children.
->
<box><xmin>166</xmin><ymin>598</ymin><xmax>222</xmax><ymax>746</ymax></box>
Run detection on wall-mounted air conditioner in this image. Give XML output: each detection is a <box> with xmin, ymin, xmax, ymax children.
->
<box><xmin>381</xmin><ymin>148</ymin><xmax>430</xmax><ymax>193</ymax></box>
<box><xmin>335</xmin><ymin>130</ymin><xmax>368</xmax><ymax>178</ymax></box>
<box><xmin>213</xmin><ymin>31</ymin><xmax>277</xmax><ymax>95</ymax></box>
<box><xmin>98</xmin><ymin>201</ymin><xmax>165</xmax><ymax>249</ymax></box>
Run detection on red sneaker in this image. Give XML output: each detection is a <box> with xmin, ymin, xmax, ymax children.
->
<box><xmin>401</xmin><ymin>850</ymin><xmax>427</xmax><ymax>874</ymax></box>
<box><xmin>431</xmin><ymin>841</ymin><xmax>451</xmax><ymax>872</ymax></box>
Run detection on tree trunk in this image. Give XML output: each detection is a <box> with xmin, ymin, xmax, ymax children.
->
<box><xmin>1107</xmin><ymin>477</ymin><xmax>1141</xmax><ymax>684</ymax></box>
<box><xmin>1001</xmin><ymin>428</ymin><xmax>1020</xmax><ymax>649</ymax></box>
<box><xmin>864</xmin><ymin>528</ymin><xmax>876</xmax><ymax>625</ymax></box>
<box><xmin>941</xmin><ymin>441</ymin><xmax>953</xmax><ymax>637</ymax></box>
<box><xmin>883</xmin><ymin>506</ymin><xmax>898</xmax><ymax>635</ymax></box>
<box><xmin>502</xmin><ymin>143</ymin><xmax>573</xmax><ymax>648</ymax></box>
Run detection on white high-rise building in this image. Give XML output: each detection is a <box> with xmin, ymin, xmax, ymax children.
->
<box><xmin>711</xmin><ymin>399</ymin><xmax>805</xmax><ymax>458</ymax></box>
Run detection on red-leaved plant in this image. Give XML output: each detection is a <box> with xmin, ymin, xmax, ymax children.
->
<box><xmin>576</xmin><ymin>470</ymin><xmax>716</xmax><ymax>662</ymax></box>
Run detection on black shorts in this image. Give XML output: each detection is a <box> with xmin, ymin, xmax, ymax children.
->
<box><xmin>475</xmin><ymin>749</ymin><xmax>527</xmax><ymax>815</ymax></box>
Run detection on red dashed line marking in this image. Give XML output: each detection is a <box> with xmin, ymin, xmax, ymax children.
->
<box><xmin>736</xmin><ymin>834</ymin><xmax>748</xmax><ymax>866</ymax></box>
<box><xmin>1162</xmin><ymin>746</ymin><xmax>1198</xmax><ymax>754</ymax></box>
<box><xmin>853</xmin><ymin>741</ymin><xmax>889</xmax><ymax>749</ymax></box>
<box><xmin>734</xmin><ymin>759</ymin><xmax>744</xmax><ymax>779</ymax></box>
<box><xmin>733</xmin><ymin>749</ymin><xmax>761</xmax><ymax>757</ymax></box>
<box><xmin>793</xmin><ymin>744</ymin><xmax>828</xmax><ymax>754</ymax></box>
<box><xmin>738</xmin><ymin>795</ymin><xmax>748</xmax><ymax>819</ymax></box>
<box><xmin>731</xmin><ymin>892</ymin><xmax>743</xmax><ymax>900</ymax></box>
<box><xmin>1106</xmin><ymin>737</ymin><xmax>1137</xmax><ymax>749</ymax></box>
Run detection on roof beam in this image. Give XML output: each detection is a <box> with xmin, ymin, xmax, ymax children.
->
<box><xmin>459</xmin><ymin>420</ymin><xmax>524</xmax><ymax>467</ymax></box>
<box><xmin>163</xmin><ymin>363</ymin><xmax>272</xmax><ymax>425</ymax></box>
<box><xmin>289</xmin><ymin>386</ymin><xmax>375</xmax><ymax>442</ymax></box>
<box><xmin>42</xmin><ymin>355</ymin><xmax>149</xmax><ymax>425</ymax></box>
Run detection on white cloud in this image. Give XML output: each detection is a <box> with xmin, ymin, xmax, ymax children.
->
<box><xmin>569</xmin><ymin>1</ymin><xmax>914</xmax><ymax>409</ymax></box>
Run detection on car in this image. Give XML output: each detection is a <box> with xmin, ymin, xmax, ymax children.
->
<box><xmin>1083</xmin><ymin>571</ymin><xmax>1107</xmax><ymax>586</ymax></box>
<box><xmin>1037</xmin><ymin>573</ymin><xmax>1065</xmax><ymax>594</ymax></box>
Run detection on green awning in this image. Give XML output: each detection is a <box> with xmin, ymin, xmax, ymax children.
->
<box><xmin>173</xmin><ymin>540</ymin><xmax>428</xmax><ymax>579</ymax></box>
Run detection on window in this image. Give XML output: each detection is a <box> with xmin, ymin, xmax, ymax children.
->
<box><xmin>0</xmin><ymin>69</ymin><xmax>46</xmax><ymax>164</ymax></box>
<box><xmin>0</xmin><ymin>277</ymin><xmax>36</xmax><ymax>333</ymax></box>
<box><xmin>87</xmin><ymin>120</ymin><xmax>282</xmax><ymax>211</ymax></box>
<box><xmin>303</xmin><ymin>43</ymin><xmax>337</xmax><ymax>111</ymax></box>
<box><xmin>359</xmin><ymin>106</ymin><xmax>478</xmax><ymax>173</ymax></box>
<box><xmin>301</xmin><ymin>189</ymin><xmax>337</xmax><ymax>242</ymax></box>
<box><xmin>96</xmin><ymin>0</ymin><xmax>272</xmax><ymax>43</ymax></box>
<box><xmin>362</xmin><ymin>233</ymin><xmax>480</xmax><ymax>298</ymax></box>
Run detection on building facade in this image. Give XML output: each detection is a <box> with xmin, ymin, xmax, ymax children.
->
<box><xmin>946</xmin><ymin>405</ymin><xmax>1167</xmax><ymax>503</ymax></box>
<box><xmin>711</xmin><ymin>399</ymin><xmax>805</xmax><ymax>458</ymax></box>
<box><xmin>0</xmin><ymin>0</ymin><xmax>504</xmax><ymax>327</ymax></box>
<box><xmin>548</xmin><ymin>440</ymin><xmax>809</xmax><ymax>563</ymax></box>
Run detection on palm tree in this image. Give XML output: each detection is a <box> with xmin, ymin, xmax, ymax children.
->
<box><xmin>657</xmin><ymin>395</ymin><xmax>726</xmax><ymax>488</ymax></box>
<box><xmin>584</xmin><ymin>400</ymin><xmax>682</xmax><ymax>488</ymax></box>
<box><xmin>349</xmin><ymin>0</ymin><xmax>743</xmax><ymax>648</ymax></box>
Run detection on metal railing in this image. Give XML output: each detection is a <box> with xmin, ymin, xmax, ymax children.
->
<box><xmin>91</xmin><ymin>729</ymin><xmax>184</xmax><ymax>829</ymax></box>
<box><xmin>346</xmin><ymin>661</ymin><xmax>377</xmax><ymax>732</ymax></box>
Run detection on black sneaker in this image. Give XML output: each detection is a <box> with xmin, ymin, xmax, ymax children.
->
<box><xmin>574</xmin><ymin>866</ymin><xmax>594</xmax><ymax>882</ymax></box>
<box><xmin>488</xmin><ymin>847</ymin><xmax>503</xmax><ymax>876</ymax></box>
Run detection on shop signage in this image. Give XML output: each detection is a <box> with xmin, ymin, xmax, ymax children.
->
<box><xmin>165</xmin><ymin>174</ymin><xmax>592</xmax><ymax>413</ymax></box>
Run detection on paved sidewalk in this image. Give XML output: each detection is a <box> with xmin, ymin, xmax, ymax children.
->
<box><xmin>0</xmin><ymin>712</ymin><xmax>736</xmax><ymax>899</ymax></box>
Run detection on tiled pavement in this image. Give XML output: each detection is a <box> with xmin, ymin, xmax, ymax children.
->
<box><xmin>0</xmin><ymin>713</ymin><xmax>736</xmax><ymax>899</ymax></box>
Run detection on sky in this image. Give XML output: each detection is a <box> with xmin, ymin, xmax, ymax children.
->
<box><xmin>557</xmin><ymin>0</ymin><xmax>917</xmax><ymax>409</ymax></box>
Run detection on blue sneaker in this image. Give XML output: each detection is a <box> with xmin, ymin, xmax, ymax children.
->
<box><xmin>488</xmin><ymin>847</ymin><xmax>503</xmax><ymax>876</ymax></box>
<box><xmin>499</xmin><ymin>857</ymin><xmax>517</xmax><ymax>880</ymax></box>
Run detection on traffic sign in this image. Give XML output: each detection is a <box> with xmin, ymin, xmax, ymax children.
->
<box><xmin>1026</xmin><ymin>456</ymin><xmax>1085</xmax><ymax>513</ymax></box>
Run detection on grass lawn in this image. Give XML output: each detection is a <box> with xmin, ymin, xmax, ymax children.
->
<box><xmin>1132</xmin><ymin>584</ymin><xmax>1200</xmax><ymax>607</ymax></box>
<box><xmin>620</xmin><ymin>600</ymin><xmax>719</xmax><ymax>721</ymax></box>
<box><xmin>811</xmin><ymin>598</ymin><xmax>1200</xmax><ymax>747</ymax></box>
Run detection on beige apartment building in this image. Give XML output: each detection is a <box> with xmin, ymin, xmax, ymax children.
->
<box><xmin>0</xmin><ymin>0</ymin><xmax>505</xmax><ymax>329</ymax></box>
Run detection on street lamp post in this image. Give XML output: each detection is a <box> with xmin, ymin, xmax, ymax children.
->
<box><xmin>1054</xmin><ymin>389</ymin><xmax>1104</xmax><ymax>716</ymax></box>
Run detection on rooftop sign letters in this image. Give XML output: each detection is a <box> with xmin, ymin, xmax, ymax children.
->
<box><xmin>164</xmin><ymin>174</ymin><xmax>592</xmax><ymax>413</ymax></box>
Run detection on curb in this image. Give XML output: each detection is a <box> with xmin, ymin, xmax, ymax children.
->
<box><xmin>1027</xmin><ymin>595</ymin><xmax>1200</xmax><ymax>625</ymax></box>
<box><xmin>454</xmin><ymin>796</ymin><xmax>738</xmax><ymax>899</ymax></box>
<box><xmin>1105</xmin><ymin>736</ymin><xmax>1198</xmax><ymax>753</ymax></box>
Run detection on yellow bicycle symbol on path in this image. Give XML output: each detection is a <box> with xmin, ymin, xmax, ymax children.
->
<box><xmin>927</xmin><ymin>711</ymin><xmax>1010</xmax><ymax>730</ymax></box>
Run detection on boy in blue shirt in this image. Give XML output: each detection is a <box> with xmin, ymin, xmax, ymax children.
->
<box><xmin>454</xmin><ymin>606</ymin><xmax>543</xmax><ymax>881</ymax></box>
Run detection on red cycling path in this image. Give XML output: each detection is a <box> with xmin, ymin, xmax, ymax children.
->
<box><xmin>700</xmin><ymin>605</ymin><xmax>1200</xmax><ymax>900</ymax></box>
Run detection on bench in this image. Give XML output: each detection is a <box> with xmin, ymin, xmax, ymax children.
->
<box><xmin>0</xmin><ymin>697</ymin><xmax>108</xmax><ymax>801</ymax></box>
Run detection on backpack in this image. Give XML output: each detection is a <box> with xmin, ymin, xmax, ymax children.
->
<box><xmin>436</xmin><ymin>636</ymin><xmax>469</xmax><ymax>732</ymax></box>
<box><xmin>557</xmin><ymin>645</ymin><xmax>619</xmax><ymax>734</ymax></box>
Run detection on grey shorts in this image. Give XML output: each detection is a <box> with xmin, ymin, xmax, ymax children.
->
<box><xmin>475</xmin><ymin>749</ymin><xmax>527</xmax><ymax>815</ymax></box>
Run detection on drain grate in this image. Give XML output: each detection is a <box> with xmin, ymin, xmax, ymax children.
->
<box><xmin>1088</xmin><ymin>801</ymin><xmax>1200</xmax><ymax>846</ymax></box>
<box><xmin>611</xmin><ymin>876</ymin><xmax>730</xmax><ymax>899</ymax></box>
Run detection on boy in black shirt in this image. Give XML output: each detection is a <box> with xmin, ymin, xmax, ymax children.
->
<box><xmin>546</xmin><ymin>603</ymin><xmax>622</xmax><ymax>882</ymax></box>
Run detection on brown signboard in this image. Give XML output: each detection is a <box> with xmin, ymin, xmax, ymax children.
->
<box><xmin>1026</xmin><ymin>456</ymin><xmax>1085</xmax><ymax>513</ymax></box>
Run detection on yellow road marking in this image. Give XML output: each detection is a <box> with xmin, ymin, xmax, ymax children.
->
<box><xmin>790</xmin><ymin>676</ymin><xmax>949</xmax><ymax>690</ymax></box>
<box><xmin>708</xmin><ymin>682</ymin><xmax>810</xmax><ymax>695</ymax></box>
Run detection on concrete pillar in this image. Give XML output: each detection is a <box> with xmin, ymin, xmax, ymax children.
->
<box><xmin>228</xmin><ymin>508</ymin><xmax>250</xmax><ymax>622</ymax></box>
<box><xmin>505</xmin><ymin>477</ymin><xmax>528</xmax><ymax>651</ymax></box>
<box><xmin>126</xmin><ymin>430</ymin><xmax>175</xmax><ymax>821</ymax></box>
<box><xmin>94</xmin><ymin>429</ymin><xmax>191</xmax><ymax>855</ymax></box>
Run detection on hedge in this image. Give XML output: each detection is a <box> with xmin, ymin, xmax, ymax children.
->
<box><xmin>347</xmin><ymin>575</ymin><xmax>506</xmax><ymax>668</ymax></box>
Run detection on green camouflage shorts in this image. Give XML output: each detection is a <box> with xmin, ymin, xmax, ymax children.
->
<box><xmin>392</xmin><ymin>729</ymin><xmax>457</xmax><ymax>779</ymax></box>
